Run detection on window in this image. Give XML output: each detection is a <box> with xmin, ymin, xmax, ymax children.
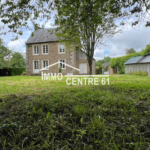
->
<box><xmin>59</xmin><ymin>44</ymin><xmax>65</xmax><ymax>54</ymax></box>
<box><xmin>33</xmin><ymin>45</ymin><xmax>39</xmax><ymax>55</ymax></box>
<box><xmin>34</xmin><ymin>61</ymin><xmax>39</xmax><ymax>69</ymax></box>
<box><xmin>59</xmin><ymin>60</ymin><xmax>66</xmax><ymax>69</ymax></box>
<box><xmin>43</xmin><ymin>60</ymin><xmax>49</xmax><ymax>69</ymax></box>
<box><xmin>42</xmin><ymin>45</ymin><xmax>48</xmax><ymax>54</ymax></box>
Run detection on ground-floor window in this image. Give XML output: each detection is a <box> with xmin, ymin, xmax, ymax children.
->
<box><xmin>42</xmin><ymin>60</ymin><xmax>49</xmax><ymax>69</ymax></box>
<box><xmin>34</xmin><ymin>61</ymin><xmax>39</xmax><ymax>69</ymax></box>
<box><xmin>59</xmin><ymin>60</ymin><xmax>66</xmax><ymax>69</ymax></box>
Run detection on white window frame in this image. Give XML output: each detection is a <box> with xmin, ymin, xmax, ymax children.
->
<box><xmin>32</xmin><ymin>45</ymin><xmax>39</xmax><ymax>55</ymax></box>
<box><xmin>41</xmin><ymin>44</ymin><xmax>49</xmax><ymax>55</ymax></box>
<box><xmin>42</xmin><ymin>60</ymin><xmax>49</xmax><ymax>70</ymax></box>
<box><xmin>33</xmin><ymin>60</ymin><xmax>40</xmax><ymax>70</ymax></box>
<box><xmin>58</xmin><ymin>43</ymin><xmax>65</xmax><ymax>54</ymax></box>
<box><xmin>58</xmin><ymin>59</ymin><xmax>66</xmax><ymax>69</ymax></box>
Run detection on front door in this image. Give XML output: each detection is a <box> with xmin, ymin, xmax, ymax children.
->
<box><xmin>33</xmin><ymin>61</ymin><xmax>40</xmax><ymax>74</ymax></box>
<box><xmin>79</xmin><ymin>63</ymin><xmax>87</xmax><ymax>74</ymax></box>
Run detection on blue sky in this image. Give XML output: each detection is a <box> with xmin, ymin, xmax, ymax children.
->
<box><xmin>1</xmin><ymin>9</ymin><xmax>150</xmax><ymax>60</ymax></box>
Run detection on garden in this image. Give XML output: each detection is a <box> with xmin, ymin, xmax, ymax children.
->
<box><xmin>0</xmin><ymin>75</ymin><xmax>150</xmax><ymax>149</ymax></box>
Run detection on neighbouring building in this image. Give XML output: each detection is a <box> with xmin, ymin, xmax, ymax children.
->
<box><xmin>102</xmin><ymin>62</ymin><xmax>117</xmax><ymax>74</ymax></box>
<box><xmin>26</xmin><ymin>28</ymin><xmax>95</xmax><ymax>75</ymax></box>
<box><xmin>124</xmin><ymin>55</ymin><xmax>150</xmax><ymax>76</ymax></box>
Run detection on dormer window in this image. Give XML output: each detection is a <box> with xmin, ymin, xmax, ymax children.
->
<box><xmin>33</xmin><ymin>45</ymin><xmax>39</xmax><ymax>55</ymax></box>
<box><xmin>59</xmin><ymin>44</ymin><xmax>65</xmax><ymax>54</ymax></box>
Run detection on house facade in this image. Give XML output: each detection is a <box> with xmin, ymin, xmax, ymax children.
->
<box><xmin>26</xmin><ymin>28</ymin><xmax>95</xmax><ymax>75</ymax></box>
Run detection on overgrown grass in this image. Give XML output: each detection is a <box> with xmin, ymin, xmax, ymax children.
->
<box><xmin>0</xmin><ymin>75</ymin><xmax>150</xmax><ymax>149</ymax></box>
<box><xmin>0</xmin><ymin>75</ymin><xmax>150</xmax><ymax>97</ymax></box>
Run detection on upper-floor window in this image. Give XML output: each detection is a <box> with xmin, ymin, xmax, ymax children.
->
<box><xmin>59</xmin><ymin>44</ymin><xmax>65</xmax><ymax>54</ymax></box>
<box><xmin>33</xmin><ymin>45</ymin><xmax>39</xmax><ymax>55</ymax></box>
<box><xmin>42</xmin><ymin>44</ymin><xmax>48</xmax><ymax>54</ymax></box>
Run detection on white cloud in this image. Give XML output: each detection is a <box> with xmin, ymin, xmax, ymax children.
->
<box><xmin>94</xmin><ymin>23</ymin><xmax>150</xmax><ymax>60</ymax></box>
<box><xmin>7</xmin><ymin>39</ymin><xmax>26</xmax><ymax>53</ymax></box>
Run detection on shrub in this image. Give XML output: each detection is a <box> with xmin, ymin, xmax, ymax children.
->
<box><xmin>142</xmin><ymin>72</ymin><xmax>148</xmax><ymax>76</ymax></box>
<box><xmin>96</xmin><ymin>66</ymin><xmax>102</xmax><ymax>74</ymax></box>
<box><xmin>132</xmin><ymin>71</ymin><xmax>148</xmax><ymax>76</ymax></box>
<box><xmin>59</xmin><ymin>66</ymin><xmax>62</xmax><ymax>73</ymax></box>
<box><xmin>21</xmin><ymin>70</ymin><xmax>27</xmax><ymax>75</ymax></box>
<box><xmin>11</xmin><ymin>68</ymin><xmax>26</xmax><ymax>76</ymax></box>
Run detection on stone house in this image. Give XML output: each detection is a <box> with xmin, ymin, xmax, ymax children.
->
<box><xmin>26</xmin><ymin>28</ymin><xmax>95</xmax><ymax>75</ymax></box>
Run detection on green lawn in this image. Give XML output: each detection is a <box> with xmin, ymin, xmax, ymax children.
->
<box><xmin>0</xmin><ymin>75</ymin><xmax>150</xmax><ymax>149</ymax></box>
<box><xmin>0</xmin><ymin>75</ymin><xmax>150</xmax><ymax>97</ymax></box>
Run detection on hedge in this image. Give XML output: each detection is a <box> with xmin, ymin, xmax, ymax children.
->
<box><xmin>11</xmin><ymin>68</ymin><xmax>26</xmax><ymax>76</ymax></box>
<box><xmin>110</xmin><ymin>44</ymin><xmax>150</xmax><ymax>74</ymax></box>
<box><xmin>110</xmin><ymin>52</ymin><xmax>142</xmax><ymax>74</ymax></box>
<box><xmin>0</xmin><ymin>68</ymin><xmax>26</xmax><ymax>76</ymax></box>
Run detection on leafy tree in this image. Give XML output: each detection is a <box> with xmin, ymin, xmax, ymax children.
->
<box><xmin>96</xmin><ymin>56</ymin><xmax>112</xmax><ymax>66</ymax></box>
<box><xmin>0</xmin><ymin>0</ymin><xmax>150</xmax><ymax>37</ymax></box>
<box><xmin>10</xmin><ymin>52</ymin><xmax>26</xmax><ymax>68</ymax></box>
<box><xmin>125</xmin><ymin>48</ymin><xmax>136</xmax><ymax>54</ymax></box>
<box><xmin>55</xmin><ymin>0</ymin><xmax>119</xmax><ymax>74</ymax></box>
<box><xmin>0</xmin><ymin>39</ymin><xmax>12</xmax><ymax>69</ymax></box>
<box><xmin>142</xmin><ymin>44</ymin><xmax>150</xmax><ymax>56</ymax></box>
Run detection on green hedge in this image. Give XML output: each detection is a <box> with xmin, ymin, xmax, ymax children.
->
<box><xmin>11</xmin><ymin>68</ymin><xmax>26</xmax><ymax>76</ymax></box>
<box><xmin>110</xmin><ymin>44</ymin><xmax>150</xmax><ymax>74</ymax></box>
<box><xmin>110</xmin><ymin>52</ymin><xmax>142</xmax><ymax>74</ymax></box>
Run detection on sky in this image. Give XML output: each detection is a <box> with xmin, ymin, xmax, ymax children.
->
<box><xmin>1</xmin><ymin>8</ymin><xmax>150</xmax><ymax>61</ymax></box>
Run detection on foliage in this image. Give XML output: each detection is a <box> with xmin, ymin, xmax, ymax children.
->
<box><xmin>0</xmin><ymin>0</ymin><xmax>150</xmax><ymax>39</ymax></box>
<box><xmin>0</xmin><ymin>39</ymin><xmax>12</xmax><ymax>69</ymax></box>
<box><xmin>11</xmin><ymin>68</ymin><xmax>26</xmax><ymax>76</ymax></box>
<box><xmin>21</xmin><ymin>70</ymin><xmax>27</xmax><ymax>76</ymax></box>
<box><xmin>10</xmin><ymin>52</ymin><xmax>26</xmax><ymax>68</ymax></box>
<box><xmin>96</xmin><ymin>66</ymin><xmax>102</xmax><ymax>74</ymax></box>
<box><xmin>58</xmin><ymin>66</ymin><xmax>62</xmax><ymax>73</ymax></box>
<box><xmin>142</xmin><ymin>44</ymin><xmax>150</xmax><ymax>56</ymax></box>
<box><xmin>1</xmin><ymin>81</ymin><xmax>150</xmax><ymax>149</ymax></box>
<box><xmin>110</xmin><ymin>52</ymin><xmax>142</xmax><ymax>74</ymax></box>
<box><xmin>55</xmin><ymin>0</ymin><xmax>119</xmax><ymax>75</ymax></box>
<box><xmin>96</xmin><ymin>56</ymin><xmax>112</xmax><ymax>66</ymax></box>
<box><xmin>125</xmin><ymin>48</ymin><xmax>136</xmax><ymax>54</ymax></box>
<box><xmin>129</xmin><ymin>71</ymin><xmax>148</xmax><ymax>76</ymax></box>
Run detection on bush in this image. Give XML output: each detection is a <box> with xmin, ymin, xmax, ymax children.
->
<box><xmin>59</xmin><ymin>66</ymin><xmax>62</xmax><ymax>73</ymax></box>
<box><xmin>131</xmin><ymin>71</ymin><xmax>148</xmax><ymax>76</ymax></box>
<box><xmin>21</xmin><ymin>70</ymin><xmax>27</xmax><ymax>75</ymax></box>
<box><xmin>96</xmin><ymin>66</ymin><xmax>102</xmax><ymax>74</ymax></box>
<box><xmin>11</xmin><ymin>68</ymin><xmax>26</xmax><ymax>76</ymax></box>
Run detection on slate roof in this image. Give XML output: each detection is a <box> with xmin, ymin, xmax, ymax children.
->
<box><xmin>124</xmin><ymin>55</ymin><xmax>150</xmax><ymax>65</ymax></box>
<box><xmin>26</xmin><ymin>28</ymin><xmax>58</xmax><ymax>44</ymax></box>
<box><xmin>102</xmin><ymin>62</ymin><xmax>110</xmax><ymax>67</ymax></box>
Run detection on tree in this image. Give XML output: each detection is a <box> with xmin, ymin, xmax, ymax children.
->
<box><xmin>55</xmin><ymin>0</ymin><xmax>119</xmax><ymax>74</ymax></box>
<box><xmin>10</xmin><ymin>52</ymin><xmax>26</xmax><ymax>68</ymax></box>
<box><xmin>0</xmin><ymin>39</ymin><xmax>12</xmax><ymax>69</ymax></box>
<box><xmin>125</xmin><ymin>48</ymin><xmax>136</xmax><ymax>54</ymax></box>
<box><xmin>96</xmin><ymin>56</ymin><xmax>112</xmax><ymax>66</ymax></box>
<box><xmin>142</xmin><ymin>44</ymin><xmax>150</xmax><ymax>56</ymax></box>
